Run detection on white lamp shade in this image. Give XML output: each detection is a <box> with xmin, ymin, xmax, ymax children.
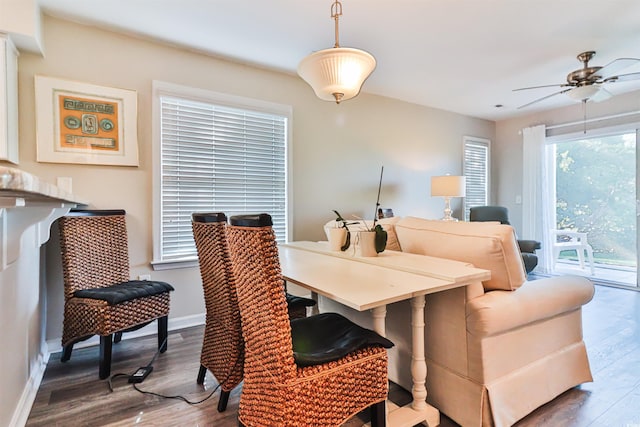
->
<box><xmin>431</xmin><ymin>175</ymin><xmax>466</xmax><ymax>197</ymax></box>
<box><xmin>297</xmin><ymin>47</ymin><xmax>376</xmax><ymax>103</ymax></box>
<box><xmin>566</xmin><ymin>85</ymin><xmax>601</xmax><ymax>101</ymax></box>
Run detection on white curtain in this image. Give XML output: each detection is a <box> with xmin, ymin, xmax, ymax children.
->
<box><xmin>522</xmin><ymin>125</ymin><xmax>554</xmax><ymax>273</ymax></box>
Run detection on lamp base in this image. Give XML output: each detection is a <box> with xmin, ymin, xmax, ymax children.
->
<box><xmin>441</xmin><ymin>196</ymin><xmax>459</xmax><ymax>222</ymax></box>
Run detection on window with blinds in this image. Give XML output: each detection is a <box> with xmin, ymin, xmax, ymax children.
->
<box><xmin>154</xmin><ymin>86</ymin><xmax>289</xmax><ymax>264</ymax></box>
<box><xmin>463</xmin><ymin>136</ymin><xmax>490</xmax><ymax>220</ymax></box>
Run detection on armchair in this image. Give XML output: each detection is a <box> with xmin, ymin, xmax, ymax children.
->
<box><xmin>469</xmin><ymin>205</ymin><xmax>541</xmax><ymax>273</ymax></box>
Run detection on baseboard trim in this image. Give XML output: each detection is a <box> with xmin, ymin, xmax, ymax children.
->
<box><xmin>10</xmin><ymin>350</ymin><xmax>50</xmax><ymax>427</ymax></box>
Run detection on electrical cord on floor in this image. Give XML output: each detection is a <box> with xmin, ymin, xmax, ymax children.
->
<box><xmin>133</xmin><ymin>381</ymin><xmax>221</xmax><ymax>405</ymax></box>
<box><xmin>107</xmin><ymin>335</ymin><xmax>240</xmax><ymax>405</ymax></box>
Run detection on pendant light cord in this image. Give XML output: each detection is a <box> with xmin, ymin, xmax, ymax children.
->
<box><xmin>583</xmin><ymin>99</ymin><xmax>587</xmax><ymax>134</ymax></box>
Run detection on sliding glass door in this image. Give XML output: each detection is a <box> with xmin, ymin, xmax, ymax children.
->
<box><xmin>549</xmin><ymin>129</ymin><xmax>639</xmax><ymax>288</ymax></box>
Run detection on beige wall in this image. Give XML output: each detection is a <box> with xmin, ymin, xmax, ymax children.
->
<box><xmin>14</xmin><ymin>15</ymin><xmax>493</xmax><ymax>345</ymax></box>
<box><xmin>494</xmin><ymin>90</ymin><xmax>640</xmax><ymax>234</ymax></box>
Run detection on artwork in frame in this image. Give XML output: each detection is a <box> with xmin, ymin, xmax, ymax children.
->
<box><xmin>35</xmin><ymin>76</ymin><xmax>139</xmax><ymax>166</ymax></box>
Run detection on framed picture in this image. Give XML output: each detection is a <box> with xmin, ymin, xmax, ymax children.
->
<box><xmin>35</xmin><ymin>76</ymin><xmax>139</xmax><ymax>166</ymax></box>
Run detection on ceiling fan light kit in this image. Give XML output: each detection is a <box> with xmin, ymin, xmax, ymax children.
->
<box><xmin>566</xmin><ymin>85</ymin><xmax>601</xmax><ymax>102</ymax></box>
<box><xmin>297</xmin><ymin>0</ymin><xmax>376</xmax><ymax>104</ymax></box>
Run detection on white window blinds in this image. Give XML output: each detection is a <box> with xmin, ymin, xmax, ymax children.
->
<box><xmin>159</xmin><ymin>95</ymin><xmax>288</xmax><ymax>262</ymax></box>
<box><xmin>463</xmin><ymin>137</ymin><xmax>490</xmax><ymax>220</ymax></box>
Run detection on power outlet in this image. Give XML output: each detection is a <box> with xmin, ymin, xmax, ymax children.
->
<box><xmin>138</xmin><ymin>274</ymin><xmax>151</xmax><ymax>281</ymax></box>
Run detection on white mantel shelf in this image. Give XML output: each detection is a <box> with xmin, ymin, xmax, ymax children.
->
<box><xmin>0</xmin><ymin>166</ymin><xmax>86</xmax><ymax>271</ymax></box>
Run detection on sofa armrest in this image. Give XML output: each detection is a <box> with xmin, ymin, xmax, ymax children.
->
<box><xmin>466</xmin><ymin>276</ymin><xmax>594</xmax><ymax>337</ymax></box>
<box><xmin>518</xmin><ymin>239</ymin><xmax>541</xmax><ymax>253</ymax></box>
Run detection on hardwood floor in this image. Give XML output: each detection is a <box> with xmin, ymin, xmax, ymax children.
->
<box><xmin>27</xmin><ymin>284</ymin><xmax>640</xmax><ymax>426</ymax></box>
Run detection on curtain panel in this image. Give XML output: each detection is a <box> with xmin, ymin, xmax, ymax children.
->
<box><xmin>522</xmin><ymin>125</ymin><xmax>554</xmax><ymax>273</ymax></box>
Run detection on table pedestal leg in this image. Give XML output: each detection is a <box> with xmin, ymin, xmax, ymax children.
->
<box><xmin>369</xmin><ymin>295</ymin><xmax>439</xmax><ymax>427</ymax></box>
<box><xmin>371</xmin><ymin>305</ymin><xmax>387</xmax><ymax>337</ymax></box>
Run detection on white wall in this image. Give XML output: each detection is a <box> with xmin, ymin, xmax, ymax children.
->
<box><xmin>494</xmin><ymin>91</ymin><xmax>640</xmax><ymax>234</ymax></box>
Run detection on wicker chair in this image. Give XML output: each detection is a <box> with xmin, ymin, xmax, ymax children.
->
<box><xmin>191</xmin><ymin>212</ymin><xmax>317</xmax><ymax>412</ymax></box>
<box><xmin>58</xmin><ymin>210</ymin><xmax>173</xmax><ymax>379</ymax></box>
<box><xmin>227</xmin><ymin>213</ymin><xmax>393</xmax><ymax>427</ymax></box>
<box><xmin>191</xmin><ymin>212</ymin><xmax>245</xmax><ymax>412</ymax></box>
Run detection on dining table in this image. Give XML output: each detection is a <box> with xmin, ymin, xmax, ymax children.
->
<box><xmin>278</xmin><ymin>241</ymin><xmax>490</xmax><ymax>427</ymax></box>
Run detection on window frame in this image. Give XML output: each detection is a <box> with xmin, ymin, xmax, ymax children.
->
<box><xmin>462</xmin><ymin>136</ymin><xmax>491</xmax><ymax>221</ymax></box>
<box><xmin>151</xmin><ymin>81</ymin><xmax>293</xmax><ymax>270</ymax></box>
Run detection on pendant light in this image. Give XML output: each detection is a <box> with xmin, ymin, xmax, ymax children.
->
<box><xmin>297</xmin><ymin>0</ymin><xmax>376</xmax><ymax>104</ymax></box>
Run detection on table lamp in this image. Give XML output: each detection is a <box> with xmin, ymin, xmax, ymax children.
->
<box><xmin>431</xmin><ymin>175</ymin><xmax>466</xmax><ymax>221</ymax></box>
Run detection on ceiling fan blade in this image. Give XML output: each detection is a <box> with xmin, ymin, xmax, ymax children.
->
<box><xmin>590</xmin><ymin>87</ymin><xmax>613</xmax><ymax>103</ymax></box>
<box><xmin>513</xmin><ymin>83</ymin><xmax>568</xmax><ymax>92</ymax></box>
<box><xmin>603</xmin><ymin>72</ymin><xmax>640</xmax><ymax>83</ymax></box>
<box><xmin>517</xmin><ymin>88</ymin><xmax>572</xmax><ymax>109</ymax></box>
<box><xmin>597</xmin><ymin>58</ymin><xmax>640</xmax><ymax>79</ymax></box>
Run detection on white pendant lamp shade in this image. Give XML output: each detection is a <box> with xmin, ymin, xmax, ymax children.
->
<box><xmin>298</xmin><ymin>47</ymin><xmax>376</xmax><ymax>103</ymax></box>
<box><xmin>298</xmin><ymin>0</ymin><xmax>376</xmax><ymax>104</ymax></box>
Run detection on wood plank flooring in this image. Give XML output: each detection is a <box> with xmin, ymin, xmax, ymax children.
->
<box><xmin>27</xmin><ymin>284</ymin><xmax>640</xmax><ymax>427</ymax></box>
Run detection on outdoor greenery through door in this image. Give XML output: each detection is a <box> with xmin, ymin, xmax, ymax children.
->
<box><xmin>553</xmin><ymin>130</ymin><xmax>638</xmax><ymax>287</ymax></box>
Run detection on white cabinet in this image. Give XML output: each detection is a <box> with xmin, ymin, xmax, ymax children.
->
<box><xmin>0</xmin><ymin>34</ymin><xmax>18</xmax><ymax>164</ymax></box>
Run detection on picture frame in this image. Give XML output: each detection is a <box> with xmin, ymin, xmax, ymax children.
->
<box><xmin>35</xmin><ymin>76</ymin><xmax>139</xmax><ymax>166</ymax></box>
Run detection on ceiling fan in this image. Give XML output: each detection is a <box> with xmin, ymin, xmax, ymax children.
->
<box><xmin>514</xmin><ymin>51</ymin><xmax>640</xmax><ymax>109</ymax></box>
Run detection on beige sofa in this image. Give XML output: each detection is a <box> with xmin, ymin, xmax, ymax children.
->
<box><xmin>388</xmin><ymin>217</ymin><xmax>595</xmax><ymax>427</ymax></box>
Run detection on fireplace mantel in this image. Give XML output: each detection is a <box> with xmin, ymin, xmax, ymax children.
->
<box><xmin>0</xmin><ymin>166</ymin><xmax>86</xmax><ymax>271</ymax></box>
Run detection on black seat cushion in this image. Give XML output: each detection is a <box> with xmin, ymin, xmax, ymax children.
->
<box><xmin>73</xmin><ymin>280</ymin><xmax>174</xmax><ymax>305</ymax></box>
<box><xmin>290</xmin><ymin>312</ymin><xmax>394</xmax><ymax>367</ymax></box>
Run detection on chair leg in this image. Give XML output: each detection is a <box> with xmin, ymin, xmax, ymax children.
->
<box><xmin>577</xmin><ymin>248</ymin><xmax>585</xmax><ymax>269</ymax></box>
<box><xmin>158</xmin><ymin>315</ymin><xmax>168</xmax><ymax>353</ymax></box>
<box><xmin>99</xmin><ymin>335</ymin><xmax>113</xmax><ymax>380</ymax></box>
<box><xmin>588</xmin><ymin>246</ymin><xmax>595</xmax><ymax>275</ymax></box>
<box><xmin>197</xmin><ymin>364</ymin><xmax>207</xmax><ymax>384</ymax></box>
<box><xmin>114</xmin><ymin>331</ymin><xmax>123</xmax><ymax>343</ymax></box>
<box><xmin>61</xmin><ymin>344</ymin><xmax>73</xmax><ymax>362</ymax></box>
<box><xmin>217</xmin><ymin>390</ymin><xmax>231</xmax><ymax>412</ymax></box>
<box><xmin>370</xmin><ymin>400</ymin><xmax>386</xmax><ymax>427</ymax></box>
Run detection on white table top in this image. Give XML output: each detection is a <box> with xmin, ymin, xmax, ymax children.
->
<box><xmin>278</xmin><ymin>241</ymin><xmax>490</xmax><ymax>311</ymax></box>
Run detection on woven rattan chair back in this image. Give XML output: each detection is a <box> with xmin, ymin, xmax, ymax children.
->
<box><xmin>192</xmin><ymin>213</ymin><xmax>244</xmax><ymax>412</ymax></box>
<box><xmin>59</xmin><ymin>211</ymin><xmax>130</xmax><ymax>301</ymax></box>
<box><xmin>226</xmin><ymin>217</ymin><xmax>298</xmax><ymax>389</ymax></box>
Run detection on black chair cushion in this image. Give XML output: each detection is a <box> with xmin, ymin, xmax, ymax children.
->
<box><xmin>73</xmin><ymin>280</ymin><xmax>174</xmax><ymax>305</ymax></box>
<box><xmin>229</xmin><ymin>213</ymin><xmax>273</xmax><ymax>227</ymax></box>
<box><xmin>286</xmin><ymin>293</ymin><xmax>317</xmax><ymax>309</ymax></box>
<box><xmin>192</xmin><ymin>212</ymin><xmax>227</xmax><ymax>223</ymax></box>
<box><xmin>290</xmin><ymin>312</ymin><xmax>394</xmax><ymax>367</ymax></box>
